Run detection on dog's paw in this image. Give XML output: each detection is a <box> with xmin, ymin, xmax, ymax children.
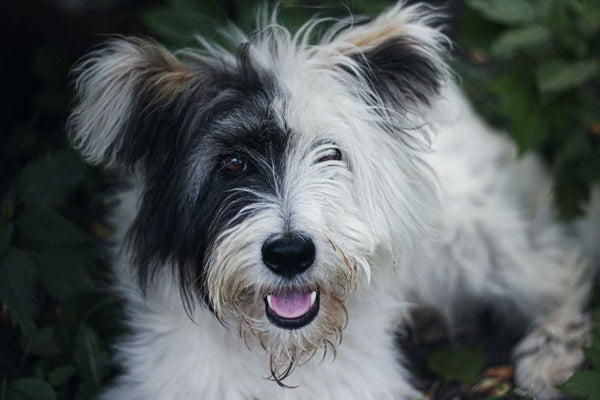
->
<box><xmin>513</xmin><ymin>313</ymin><xmax>591</xmax><ymax>399</ymax></box>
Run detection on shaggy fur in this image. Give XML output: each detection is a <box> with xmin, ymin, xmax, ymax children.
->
<box><xmin>68</xmin><ymin>3</ymin><xmax>598</xmax><ymax>399</ymax></box>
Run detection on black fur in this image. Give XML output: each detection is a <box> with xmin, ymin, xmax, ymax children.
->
<box><xmin>115</xmin><ymin>42</ymin><xmax>290</xmax><ymax>310</ymax></box>
<box><xmin>347</xmin><ymin>36</ymin><xmax>444</xmax><ymax>107</ymax></box>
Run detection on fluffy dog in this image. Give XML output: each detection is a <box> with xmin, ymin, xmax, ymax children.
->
<box><xmin>68</xmin><ymin>3</ymin><xmax>599</xmax><ymax>399</ymax></box>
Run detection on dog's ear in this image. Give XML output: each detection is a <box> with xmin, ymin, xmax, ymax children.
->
<box><xmin>68</xmin><ymin>38</ymin><xmax>198</xmax><ymax>167</ymax></box>
<box><xmin>324</xmin><ymin>4</ymin><xmax>449</xmax><ymax>108</ymax></box>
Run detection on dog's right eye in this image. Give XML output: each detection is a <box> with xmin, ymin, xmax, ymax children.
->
<box><xmin>317</xmin><ymin>149</ymin><xmax>342</xmax><ymax>163</ymax></box>
<box><xmin>222</xmin><ymin>155</ymin><xmax>247</xmax><ymax>172</ymax></box>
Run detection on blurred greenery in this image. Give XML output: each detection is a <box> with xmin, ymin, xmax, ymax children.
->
<box><xmin>456</xmin><ymin>0</ymin><xmax>600</xmax><ymax>219</ymax></box>
<box><xmin>426</xmin><ymin>345</ymin><xmax>485</xmax><ymax>385</ymax></box>
<box><xmin>0</xmin><ymin>0</ymin><xmax>598</xmax><ymax>399</ymax></box>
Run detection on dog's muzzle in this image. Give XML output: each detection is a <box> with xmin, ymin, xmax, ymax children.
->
<box><xmin>261</xmin><ymin>232</ymin><xmax>319</xmax><ymax>329</ymax></box>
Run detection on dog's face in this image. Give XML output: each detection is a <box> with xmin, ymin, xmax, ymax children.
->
<box><xmin>69</xmin><ymin>4</ymin><xmax>448</xmax><ymax>381</ymax></box>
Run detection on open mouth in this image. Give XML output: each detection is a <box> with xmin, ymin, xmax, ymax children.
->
<box><xmin>265</xmin><ymin>289</ymin><xmax>320</xmax><ymax>329</ymax></box>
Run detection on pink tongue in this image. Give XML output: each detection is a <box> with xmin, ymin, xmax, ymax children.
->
<box><xmin>269</xmin><ymin>290</ymin><xmax>312</xmax><ymax>319</ymax></box>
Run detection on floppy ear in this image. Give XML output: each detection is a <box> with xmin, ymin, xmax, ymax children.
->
<box><xmin>68</xmin><ymin>38</ymin><xmax>198</xmax><ymax>167</ymax></box>
<box><xmin>324</xmin><ymin>3</ymin><xmax>450</xmax><ymax>108</ymax></box>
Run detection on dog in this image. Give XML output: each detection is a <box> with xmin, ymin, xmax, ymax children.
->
<box><xmin>67</xmin><ymin>2</ymin><xmax>599</xmax><ymax>399</ymax></box>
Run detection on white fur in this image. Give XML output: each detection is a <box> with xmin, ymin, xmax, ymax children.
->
<box><xmin>70</xmin><ymin>3</ymin><xmax>598</xmax><ymax>400</ymax></box>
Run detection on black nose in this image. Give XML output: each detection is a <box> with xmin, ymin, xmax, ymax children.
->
<box><xmin>262</xmin><ymin>233</ymin><xmax>315</xmax><ymax>278</ymax></box>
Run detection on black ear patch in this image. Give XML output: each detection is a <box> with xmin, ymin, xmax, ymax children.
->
<box><xmin>347</xmin><ymin>36</ymin><xmax>445</xmax><ymax>108</ymax></box>
<box><xmin>68</xmin><ymin>38</ymin><xmax>200</xmax><ymax>169</ymax></box>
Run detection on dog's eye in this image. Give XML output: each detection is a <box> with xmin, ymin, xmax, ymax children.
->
<box><xmin>317</xmin><ymin>149</ymin><xmax>342</xmax><ymax>163</ymax></box>
<box><xmin>222</xmin><ymin>155</ymin><xmax>247</xmax><ymax>172</ymax></box>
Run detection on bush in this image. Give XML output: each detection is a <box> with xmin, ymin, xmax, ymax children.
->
<box><xmin>456</xmin><ymin>0</ymin><xmax>600</xmax><ymax>219</ymax></box>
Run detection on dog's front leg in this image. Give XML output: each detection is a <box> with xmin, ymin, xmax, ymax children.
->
<box><xmin>512</xmin><ymin>303</ymin><xmax>591</xmax><ymax>399</ymax></box>
<box><xmin>470</xmin><ymin>227</ymin><xmax>591</xmax><ymax>399</ymax></box>
<box><xmin>410</xmin><ymin>218</ymin><xmax>592</xmax><ymax>399</ymax></box>
<box><xmin>487</xmin><ymin>231</ymin><xmax>591</xmax><ymax>399</ymax></box>
<box><xmin>478</xmin><ymin>228</ymin><xmax>592</xmax><ymax>399</ymax></box>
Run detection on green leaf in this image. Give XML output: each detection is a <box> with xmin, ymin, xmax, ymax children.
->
<box><xmin>141</xmin><ymin>8</ymin><xmax>219</xmax><ymax>46</ymax></box>
<box><xmin>277</xmin><ymin>8</ymin><xmax>325</xmax><ymax>36</ymax></box>
<box><xmin>467</xmin><ymin>0</ymin><xmax>537</xmax><ymax>25</ymax></box>
<box><xmin>553</xmin><ymin>150</ymin><xmax>591</xmax><ymax>219</ymax></box>
<box><xmin>491</xmin><ymin>26</ymin><xmax>552</xmax><ymax>57</ymax></box>
<box><xmin>30</xmin><ymin>46</ymin><xmax>71</xmax><ymax>87</ymax></box>
<box><xmin>35</xmin><ymin>247</ymin><xmax>92</xmax><ymax>300</ymax></box>
<box><xmin>578</xmin><ymin>6</ymin><xmax>600</xmax><ymax>37</ymax></box>
<box><xmin>73</xmin><ymin>323</ymin><xmax>105</xmax><ymax>392</ymax></box>
<box><xmin>426</xmin><ymin>345</ymin><xmax>485</xmax><ymax>385</ymax></box>
<box><xmin>23</xmin><ymin>326</ymin><xmax>62</xmax><ymax>357</ymax></box>
<box><xmin>347</xmin><ymin>0</ymin><xmax>391</xmax><ymax>15</ymax></box>
<box><xmin>561</xmin><ymin>370</ymin><xmax>600</xmax><ymax>400</ymax></box>
<box><xmin>537</xmin><ymin>60</ymin><xmax>600</xmax><ymax>93</ymax></box>
<box><xmin>2</xmin><ymin>200</ymin><xmax>14</xmax><ymax>220</ymax></box>
<box><xmin>17</xmin><ymin>151</ymin><xmax>84</xmax><ymax>208</ymax></box>
<box><xmin>579</xmin><ymin>149</ymin><xmax>600</xmax><ymax>181</ymax></box>
<box><xmin>52</xmin><ymin>293</ymin><xmax>116</xmax><ymax>354</ymax></box>
<box><xmin>168</xmin><ymin>0</ymin><xmax>222</xmax><ymax>17</ymax></box>
<box><xmin>0</xmin><ymin>222</ymin><xmax>13</xmax><ymax>254</ymax></box>
<box><xmin>33</xmin><ymin>361</ymin><xmax>46</xmax><ymax>380</ymax></box>
<box><xmin>48</xmin><ymin>365</ymin><xmax>77</xmax><ymax>387</ymax></box>
<box><xmin>489</xmin><ymin>71</ymin><xmax>535</xmax><ymax>120</ymax></box>
<box><xmin>0</xmin><ymin>248</ymin><xmax>36</xmax><ymax>333</ymax></box>
<box><xmin>512</xmin><ymin>110</ymin><xmax>547</xmax><ymax>154</ymax></box>
<box><xmin>457</xmin><ymin>8</ymin><xmax>505</xmax><ymax>50</ymax></box>
<box><xmin>592</xmin><ymin>307</ymin><xmax>600</xmax><ymax>328</ymax></box>
<box><xmin>542</xmin><ymin>0</ymin><xmax>589</xmax><ymax>56</ymax></box>
<box><xmin>17</xmin><ymin>208</ymin><xmax>87</xmax><ymax>244</ymax></box>
<box><xmin>487</xmin><ymin>71</ymin><xmax>547</xmax><ymax>153</ymax></box>
<box><xmin>5</xmin><ymin>377</ymin><xmax>56</xmax><ymax>400</ymax></box>
<box><xmin>584</xmin><ymin>345</ymin><xmax>600</xmax><ymax>369</ymax></box>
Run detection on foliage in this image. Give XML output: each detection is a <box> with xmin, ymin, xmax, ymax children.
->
<box><xmin>1</xmin><ymin>170</ymin><xmax>116</xmax><ymax>400</ymax></box>
<box><xmin>456</xmin><ymin>0</ymin><xmax>600</xmax><ymax>219</ymax></box>
<box><xmin>423</xmin><ymin>301</ymin><xmax>600</xmax><ymax>399</ymax></box>
<box><xmin>141</xmin><ymin>0</ymin><xmax>396</xmax><ymax>50</ymax></box>
<box><xmin>426</xmin><ymin>345</ymin><xmax>485</xmax><ymax>385</ymax></box>
<box><xmin>0</xmin><ymin>40</ymin><xmax>119</xmax><ymax>400</ymax></box>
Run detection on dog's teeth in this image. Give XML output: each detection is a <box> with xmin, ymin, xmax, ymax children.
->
<box><xmin>310</xmin><ymin>291</ymin><xmax>317</xmax><ymax>306</ymax></box>
<box><xmin>266</xmin><ymin>294</ymin><xmax>273</xmax><ymax>309</ymax></box>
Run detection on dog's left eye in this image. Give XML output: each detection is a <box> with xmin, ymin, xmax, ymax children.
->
<box><xmin>222</xmin><ymin>155</ymin><xmax>247</xmax><ymax>172</ymax></box>
<box><xmin>317</xmin><ymin>149</ymin><xmax>342</xmax><ymax>163</ymax></box>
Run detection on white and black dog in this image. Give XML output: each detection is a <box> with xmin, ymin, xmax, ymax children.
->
<box><xmin>68</xmin><ymin>2</ymin><xmax>599</xmax><ymax>399</ymax></box>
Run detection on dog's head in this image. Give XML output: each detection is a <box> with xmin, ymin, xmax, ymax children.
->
<box><xmin>68</xmin><ymin>3</ymin><xmax>449</xmax><ymax>382</ymax></box>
